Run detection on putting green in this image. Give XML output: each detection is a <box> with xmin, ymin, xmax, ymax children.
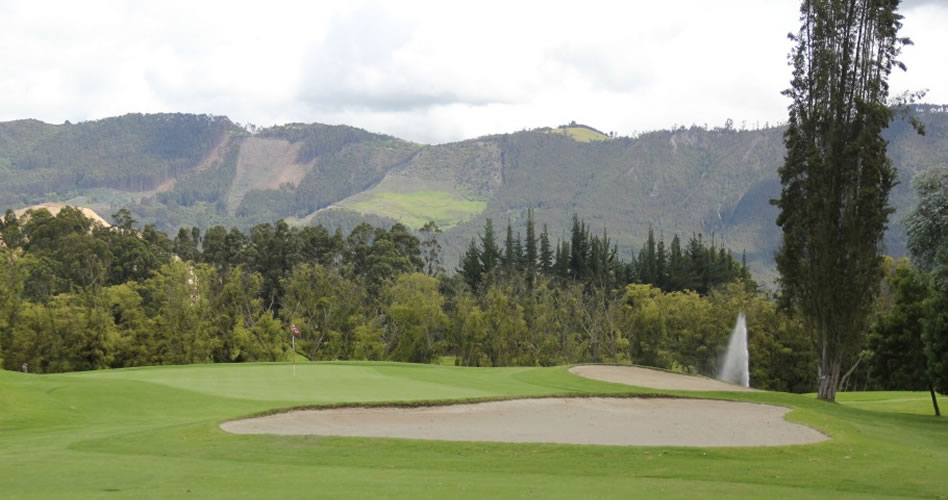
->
<box><xmin>2</xmin><ymin>362</ymin><xmax>947</xmax><ymax>498</ymax></box>
<box><xmin>70</xmin><ymin>362</ymin><xmax>553</xmax><ymax>402</ymax></box>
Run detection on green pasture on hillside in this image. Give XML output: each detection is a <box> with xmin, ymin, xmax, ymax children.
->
<box><xmin>548</xmin><ymin>127</ymin><xmax>609</xmax><ymax>142</ymax></box>
<box><xmin>1</xmin><ymin>362</ymin><xmax>947</xmax><ymax>498</ymax></box>
<box><xmin>338</xmin><ymin>190</ymin><xmax>486</xmax><ymax>229</ymax></box>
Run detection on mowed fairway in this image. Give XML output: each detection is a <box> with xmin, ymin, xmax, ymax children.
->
<box><xmin>2</xmin><ymin>362</ymin><xmax>947</xmax><ymax>498</ymax></box>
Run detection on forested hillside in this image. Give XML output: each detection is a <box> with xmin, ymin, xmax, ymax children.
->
<box><xmin>0</xmin><ymin>114</ymin><xmax>236</xmax><ymax>198</ymax></box>
<box><xmin>0</xmin><ymin>114</ymin><xmax>419</xmax><ymax>233</ymax></box>
<box><xmin>1</xmin><ymin>107</ymin><xmax>946</xmax><ymax>283</ymax></box>
<box><xmin>393</xmin><ymin>106</ymin><xmax>947</xmax><ymax>282</ymax></box>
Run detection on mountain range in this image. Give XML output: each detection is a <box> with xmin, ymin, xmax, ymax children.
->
<box><xmin>2</xmin><ymin>106</ymin><xmax>947</xmax><ymax>284</ymax></box>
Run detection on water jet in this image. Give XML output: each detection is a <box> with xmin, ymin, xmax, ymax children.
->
<box><xmin>717</xmin><ymin>312</ymin><xmax>749</xmax><ymax>387</ymax></box>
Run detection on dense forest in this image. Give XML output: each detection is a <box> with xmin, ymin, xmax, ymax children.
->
<box><xmin>0</xmin><ymin>205</ymin><xmax>819</xmax><ymax>391</ymax></box>
<box><xmin>0</xmin><ymin>113</ymin><xmax>236</xmax><ymax>197</ymax></box>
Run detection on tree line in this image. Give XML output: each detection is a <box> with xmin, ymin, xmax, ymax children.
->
<box><xmin>459</xmin><ymin>210</ymin><xmax>754</xmax><ymax>294</ymax></box>
<box><xmin>2</xmin><ymin>197</ymin><xmax>942</xmax><ymax>401</ymax></box>
<box><xmin>0</xmin><ymin>206</ymin><xmax>816</xmax><ymax>391</ymax></box>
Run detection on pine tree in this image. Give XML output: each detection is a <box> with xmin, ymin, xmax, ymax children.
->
<box><xmin>538</xmin><ymin>224</ymin><xmax>553</xmax><ymax>275</ymax></box>
<box><xmin>459</xmin><ymin>238</ymin><xmax>483</xmax><ymax>291</ymax></box>
<box><xmin>590</xmin><ymin>228</ymin><xmax>614</xmax><ymax>287</ymax></box>
<box><xmin>554</xmin><ymin>239</ymin><xmax>571</xmax><ymax>278</ymax></box>
<box><xmin>568</xmin><ymin>215</ymin><xmax>588</xmax><ymax>280</ymax></box>
<box><xmin>639</xmin><ymin>227</ymin><xmax>657</xmax><ymax>286</ymax></box>
<box><xmin>479</xmin><ymin>218</ymin><xmax>500</xmax><ymax>274</ymax></box>
<box><xmin>655</xmin><ymin>235</ymin><xmax>667</xmax><ymax>291</ymax></box>
<box><xmin>503</xmin><ymin>219</ymin><xmax>515</xmax><ymax>273</ymax></box>
<box><xmin>686</xmin><ymin>233</ymin><xmax>706</xmax><ymax>293</ymax></box>
<box><xmin>740</xmin><ymin>250</ymin><xmax>757</xmax><ymax>292</ymax></box>
<box><xmin>525</xmin><ymin>209</ymin><xmax>538</xmax><ymax>275</ymax></box>
<box><xmin>668</xmin><ymin>234</ymin><xmax>686</xmax><ymax>291</ymax></box>
<box><xmin>553</xmin><ymin>242</ymin><xmax>562</xmax><ymax>277</ymax></box>
<box><xmin>513</xmin><ymin>232</ymin><xmax>525</xmax><ymax>272</ymax></box>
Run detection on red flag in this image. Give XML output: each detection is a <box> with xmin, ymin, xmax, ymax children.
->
<box><xmin>291</xmin><ymin>324</ymin><xmax>300</xmax><ymax>338</ymax></box>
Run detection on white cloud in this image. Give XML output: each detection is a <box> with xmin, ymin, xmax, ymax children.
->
<box><xmin>0</xmin><ymin>0</ymin><xmax>944</xmax><ymax>144</ymax></box>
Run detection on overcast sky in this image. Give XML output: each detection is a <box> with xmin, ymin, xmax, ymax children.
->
<box><xmin>1</xmin><ymin>0</ymin><xmax>945</xmax><ymax>144</ymax></box>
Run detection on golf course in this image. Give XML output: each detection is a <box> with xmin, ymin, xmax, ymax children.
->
<box><xmin>2</xmin><ymin>362</ymin><xmax>946</xmax><ymax>498</ymax></box>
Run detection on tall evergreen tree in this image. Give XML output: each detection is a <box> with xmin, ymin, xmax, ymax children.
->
<box><xmin>479</xmin><ymin>218</ymin><xmax>501</xmax><ymax>275</ymax></box>
<box><xmin>668</xmin><ymin>234</ymin><xmax>686</xmax><ymax>291</ymax></box>
<box><xmin>538</xmin><ymin>224</ymin><xmax>553</xmax><ymax>275</ymax></box>
<box><xmin>513</xmin><ymin>232</ymin><xmax>525</xmax><ymax>271</ymax></box>
<box><xmin>525</xmin><ymin>209</ymin><xmax>538</xmax><ymax>275</ymax></box>
<box><xmin>686</xmin><ymin>233</ymin><xmax>707</xmax><ymax>293</ymax></box>
<box><xmin>458</xmin><ymin>238</ymin><xmax>483</xmax><ymax>291</ymax></box>
<box><xmin>503</xmin><ymin>219</ymin><xmax>516</xmax><ymax>273</ymax></box>
<box><xmin>568</xmin><ymin>215</ymin><xmax>588</xmax><ymax>280</ymax></box>
<box><xmin>655</xmin><ymin>235</ymin><xmax>667</xmax><ymax>290</ymax></box>
<box><xmin>639</xmin><ymin>227</ymin><xmax>657</xmax><ymax>285</ymax></box>
<box><xmin>554</xmin><ymin>239</ymin><xmax>571</xmax><ymax>278</ymax></box>
<box><xmin>774</xmin><ymin>0</ymin><xmax>913</xmax><ymax>401</ymax></box>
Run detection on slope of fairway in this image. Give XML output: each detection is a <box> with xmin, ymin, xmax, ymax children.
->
<box><xmin>2</xmin><ymin>363</ymin><xmax>948</xmax><ymax>499</ymax></box>
<box><xmin>70</xmin><ymin>362</ymin><xmax>574</xmax><ymax>403</ymax></box>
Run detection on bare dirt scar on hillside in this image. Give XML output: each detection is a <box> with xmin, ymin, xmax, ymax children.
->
<box><xmin>569</xmin><ymin>365</ymin><xmax>759</xmax><ymax>392</ymax></box>
<box><xmin>220</xmin><ymin>397</ymin><xmax>827</xmax><ymax>447</ymax></box>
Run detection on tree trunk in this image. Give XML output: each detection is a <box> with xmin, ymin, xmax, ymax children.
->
<box><xmin>930</xmin><ymin>384</ymin><xmax>941</xmax><ymax>417</ymax></box>
<box><xmin>818</xmin><ymin>351</ymin><xmax>842</xmax><ymax>401</ymax></box>
<box><xmin>837</xmin><ymin>356</ymin><xmax>862</xmax><ymax>393</ymax></box>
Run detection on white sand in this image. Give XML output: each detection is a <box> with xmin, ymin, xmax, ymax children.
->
<box><xmin>569</xmin><ymin>365</ymin><xmax>758</xmax><ymax>392</ymax></box>
<box><xmin>221</xmin><ymin>397</ymin><xmax>826</xmax><ymax>447</ymax></box>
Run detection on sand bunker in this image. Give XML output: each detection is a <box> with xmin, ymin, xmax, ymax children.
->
<box><xmin>570</xmin><ymin>365</ymin><xmax>758</xmax><ymax>392</ymax></box>
<box><xmin>221</xmin><ymin>397</ymin><xmax>826</xmax><ymax>447</ymax></box>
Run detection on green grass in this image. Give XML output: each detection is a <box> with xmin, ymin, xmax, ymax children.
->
<box><xmin>338</xmin><ymin>190</ymin><xmax>487</xmax><ymax>229</ymax></box>
<box><xmin>835</xmin><ymin>390</ymin><xmax>943</xmax><ymax>416</ymax></box>
<box><xmin>2</xmin><ymin>362</ymin><xmax>947</xmax><ymax>498</ymax></box>
<box><xmin>548</xmin><ymin>127</ymin><xmax>609</xmax><ymax>142</ymax></box>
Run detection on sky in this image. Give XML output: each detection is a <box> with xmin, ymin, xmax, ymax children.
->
<box><xmin>1</xmin><ymin>0</ymin><xmax>946</xmax><ymax>144</ymax></box>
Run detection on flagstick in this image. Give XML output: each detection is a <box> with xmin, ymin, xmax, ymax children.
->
<box><xmin>292</xmin><ymin>334</ymin><xmax>296</xmax><ymax>377</ymax></box>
